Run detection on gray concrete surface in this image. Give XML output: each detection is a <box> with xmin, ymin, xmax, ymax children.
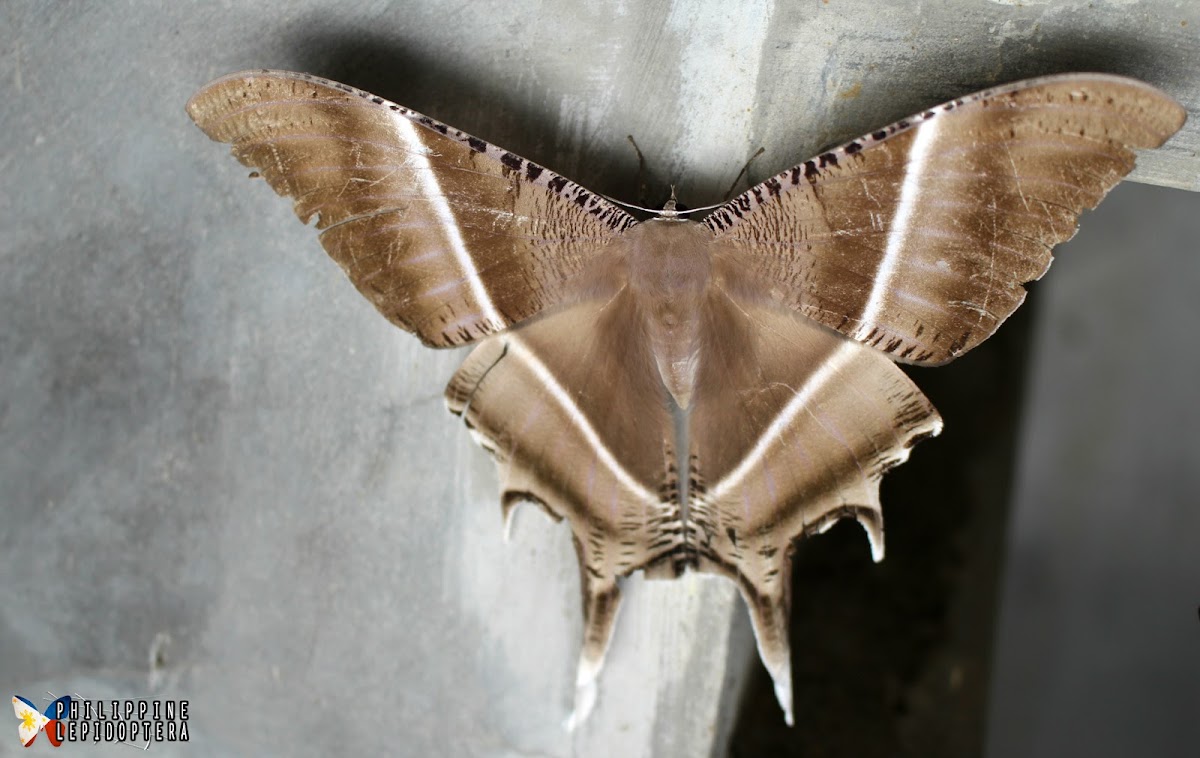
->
<box><xmin>1</xmin><ymin>2</ymin><xmax>1197</xmax><ymax>756</ymax></box>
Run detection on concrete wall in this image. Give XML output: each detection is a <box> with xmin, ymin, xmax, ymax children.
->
<box><xmin>2</xmin><ymin>2</ymin><xmax>1197</xmax><ymax>756</ymax></box>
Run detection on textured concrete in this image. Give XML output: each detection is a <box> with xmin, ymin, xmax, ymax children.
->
<box><xmin>1</xmin><ymin>2</ymin><xmax>1198</xmax><ymax>756</ymax></box>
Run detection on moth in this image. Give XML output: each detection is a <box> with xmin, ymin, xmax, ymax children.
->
<box><xmin>187</xmin><ymin>70</ymin><xmax>1184</xmax><ymax>726</ymax></box>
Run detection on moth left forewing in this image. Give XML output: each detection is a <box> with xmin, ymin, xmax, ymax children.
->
<box><xmin>707</xmin><ymin>74</ymin><xmax>1186</xmax><ymax>365</ymax></box>
<box><xmin>688</xmin><ymin>276</ymin><xmax>942</xmax><ymax>724</ymax></box>
<box><xmin>187</xmin><ymin>70</ymin><xmax>635</xmax><ymax>348</ymax></box>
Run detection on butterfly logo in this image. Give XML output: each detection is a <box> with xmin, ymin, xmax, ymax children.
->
<box><xmin>11</xmin><ymin>695</ymin><xmax>71</xmax><ymax>748</ymax></box>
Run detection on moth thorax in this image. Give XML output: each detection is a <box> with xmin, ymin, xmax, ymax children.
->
<box><xmin>622</xmin><ymin>219</ymin><xmax>713</xmax><ymax>409</ymax></box>
<box><xmin>642</xmin><ymin>294</ymin><xmax>705</xmax><ymax>408</ymax></box>
<box><xmin>623</xmin><ymin>218</ymin><xmax>713</xmax><ymax>295</ymax></box>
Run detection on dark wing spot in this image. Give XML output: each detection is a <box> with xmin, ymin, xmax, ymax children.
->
<box><xmin>417</xmin><ymin>116</ymin><xmax>448</xmax><ymax>135</ymax></box>
<box><xmin>500</xmin><ymin>152</ymin><xmax>523</xmax><ymax>171</ymax></box>
<box><xmin>525</xmin><ymin>164</ymin><xmax>544</xmax><ymax>181</ymax></box>
<box><xmin>948</xmin><ymin>332</ymin><xmax>970</xmax><ymax>354</ymax></box>
<box><xmin>846</xmin><ymin>141</ymin><xmax>862</xmax><ymax>154</ymax></box>
<box><xmin>872</xmin><ymin>130</ymin><xmax>887</xmax><ymax>140</ymax></box>
<box><xmin>547</xmin><ymin>175</ymin><xmax>568</xmax><ymax>194</ymax></box>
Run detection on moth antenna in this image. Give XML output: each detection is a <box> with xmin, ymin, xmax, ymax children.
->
<box><xmin>626</xmin><ymin>134</ymin><xmax>650</xmax><ymax>207</ymax></box>
<box><xmin>598</xmin><ymin>193</ymin><xmax>727</xmax><ymax>217</ymax></box>
<box><xmin>723</xmin><ymin>146</ymin><xmax>766</xmax><ymax>201</ymax></box>
<box><xmin>619</xmin><ymin>137</ymin><xmax>729</xmax><ymax>218</ymax></box>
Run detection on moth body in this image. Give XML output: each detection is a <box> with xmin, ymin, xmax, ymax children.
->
<box><xmin>623</xmin><ymin>218</ymin><xmax>713</xmax><ymax>409</ymax></box>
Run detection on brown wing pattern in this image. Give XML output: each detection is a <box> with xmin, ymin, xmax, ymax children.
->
<box><xmin>444</xmin><ymin>288</ymin><xmax>680</xmax><ymax>726</ymax></box>
<box><xmin>187</xmin><ymin>70</ymin><xmax>635</xmax><ymax>347</ymax></box>
<box><xmin>706</xmin><ymin>74</ymin><xmax>1186</xmax><ymax>365</ymax></box>
<box><xmin>687</xmin><ymin>268</ymin><xmax>942</xmax><ymax>724</ymax></box>
<box><xmin>189</xmin><ymin>69</ymin><xmax>1186</xmax><ymax>729</ymax></box>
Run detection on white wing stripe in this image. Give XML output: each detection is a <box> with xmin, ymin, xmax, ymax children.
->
<box><xmin>855</xmin><ymin>119</ymin><xmax>941</xmax><ymax>336</ymax></box>
<box><xmin>508</xmin><ymin>338</ymin><xmax>659</xmax><ymax>504</ymax></box>
<box><xmin>709</xmin><ymin>340</ymin><xmax>861</xmax><ymax>501</ymax></box>
<box><xmin>392</xmin><ymin>116</ymin><xmax>504</xmax><ymax>328</ymax></box>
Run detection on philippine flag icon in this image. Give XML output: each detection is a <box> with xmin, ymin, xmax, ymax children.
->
<box><xmin>11</xmin><ymin>695</ymin><xmax>71</xmax><ymax>748</ymax></box>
